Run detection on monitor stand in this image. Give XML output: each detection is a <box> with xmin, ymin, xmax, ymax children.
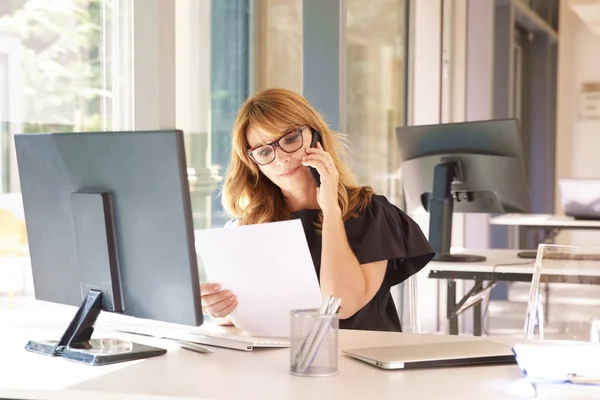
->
<box><xmin>428</xmin><ymin>159</ymin><xmax>486</xmax><ymax>263</ymax></box>
<box><xmin>24</xmin><ymin>290</ymin><xmax>166</xmax><ymax>366</ymax></box>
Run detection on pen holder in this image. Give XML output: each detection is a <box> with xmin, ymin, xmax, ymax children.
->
<box><xmin>289</xmin><ymin>308</ymin><xmax>339</xmax><ymax>377</ymax></box>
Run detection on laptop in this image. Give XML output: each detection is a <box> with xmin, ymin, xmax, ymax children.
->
<box><xmin>559</xmin><ymin>178</ymin><xmax>600</xmax><ymax>220</ymax></box>
<box><xmin>343</xmin><ymin>340</ymin><xmax>516</xmax><ymax>370</ymax></box>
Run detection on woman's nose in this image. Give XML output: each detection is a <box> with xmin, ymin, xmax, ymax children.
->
<box><xmin>274</xmin><ymin>149</ymin><xmax>292</xmax><ymax>165</ymax></box>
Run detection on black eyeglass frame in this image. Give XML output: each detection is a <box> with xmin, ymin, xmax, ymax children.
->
<box><xmin>246</xmin><ymin>125</ymin><xmax>308</xmax><ymax>166</ymax></box>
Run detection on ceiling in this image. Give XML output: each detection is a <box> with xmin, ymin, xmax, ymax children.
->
<box><xmin>569</xmin><ymin>0</ymin><xmax>600</xmax><ymax>34</ymax></box>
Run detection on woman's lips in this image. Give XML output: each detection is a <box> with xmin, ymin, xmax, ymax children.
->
<box><xmin>279</xmin><ymin>166</ymin><xmax>301</xmax><ymax>178</ymax></box>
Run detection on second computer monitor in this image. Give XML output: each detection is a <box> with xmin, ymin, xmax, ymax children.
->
<box><xmin>396</xmin><ymin>119</ymin><xmax>531</xmax><ymax>262</ymax></box>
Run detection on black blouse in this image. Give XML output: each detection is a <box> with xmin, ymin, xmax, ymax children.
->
<box><xmin>291</xmin><ymin>194</ymin><xmax>434</xmax><ymax>332</ymax></box>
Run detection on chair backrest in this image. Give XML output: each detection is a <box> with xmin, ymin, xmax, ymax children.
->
<box><xmin>524</xmin><ymin>243</ymin><xmax>600</xmax><ymax>342</ymax></box>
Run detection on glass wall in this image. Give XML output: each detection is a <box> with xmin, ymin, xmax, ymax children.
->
<box><xmin>346</xmin><ymin>0</ymin><xmax>407</xmax><ymax>201</ymax></box>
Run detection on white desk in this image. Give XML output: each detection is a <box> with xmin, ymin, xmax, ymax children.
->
<box><xmin>490</xmin><ymin>214</ymin><xmax>600</xmax><ymax>246</ymax></box>
<box><xmin>0</xmin><ymin>299</ymin><xmax>575</xmax><ymax>400</ymax></box>
<box><xmin>431</xmin><ymin>249</ymin><xmax>600</xmax><ymax>276</ymax></box>
<box><xmin>429</xmin><ymin>250</ymin><xmax>532</xmax><ymax>336</ymax></box>
<box><xmin>429</xmin><ymin>249</ymin><xmax>600</xmax><ymax>336</ymax></box>
<box><xmin>490</xmin><ymin>214</ymin><xmax>600</xmax><ymax>230</ymax></box>
<box><xmin>431</xmin><ymin>249</ymin><xmax>533</xmax><ymax>274</ymax></box>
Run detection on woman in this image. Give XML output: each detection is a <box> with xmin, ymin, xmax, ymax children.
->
<box><xmin>201</xmin><ymin>88</ymin><xmax>434</xmax><ymax>332</ymax></box>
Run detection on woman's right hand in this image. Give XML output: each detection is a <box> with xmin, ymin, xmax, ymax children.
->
<box><xmin>200</xmin><ymin>283</ymin><xmax>238</xmax><ymax>321</ymax></box>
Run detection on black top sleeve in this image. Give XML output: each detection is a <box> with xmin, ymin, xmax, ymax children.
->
<box><xmin>345</xmin><ymin>194</ymin><xmax>435</xmax><ymax>287</ymax></box>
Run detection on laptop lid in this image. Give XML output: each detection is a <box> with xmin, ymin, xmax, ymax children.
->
<box><xmin>343</xmin><ymin>341</ymin><xmax>516</xmax><ymax>370</ymax></box>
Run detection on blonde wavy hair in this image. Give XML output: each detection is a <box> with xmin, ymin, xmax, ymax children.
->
<box><xmin>221</xmin><ymin>88</ymin><xmax>373</xmax><ymax>226</ymax></box>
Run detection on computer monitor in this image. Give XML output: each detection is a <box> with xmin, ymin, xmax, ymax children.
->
<box><xmin>396</xmin><ymin>119</ymin><xmax>530</xmax><ymax>262</ymax></box>
<box><xmin>14</xmin><ymin>130</ymin><xmax>202</xmax><ymax>365</ymax></box>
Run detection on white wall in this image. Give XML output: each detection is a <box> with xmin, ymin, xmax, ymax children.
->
<box><xmin>133</xmin><ymin>0</ymin><xmax>176</xmax><ymax>130</ymax></box>
<box><xmin>555</xmin><ymin>3</ymin><xmax>600</xmax><ymax>246</ymax></box>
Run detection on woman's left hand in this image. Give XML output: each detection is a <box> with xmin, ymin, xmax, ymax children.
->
<box><xmin>302</xmin><ymin>142</ymin><xmax>341</xmax><ymax>216</ymax></box>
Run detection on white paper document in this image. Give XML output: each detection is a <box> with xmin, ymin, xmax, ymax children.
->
<box><xmin>513</xmin><ymin>342</ymin><xmax>600</xmax><ymax>383</ymax></box>
<box><xmin>194</xmin><ymin>219</ymin><xmax>323</xmax><ymax>338</ymax></box>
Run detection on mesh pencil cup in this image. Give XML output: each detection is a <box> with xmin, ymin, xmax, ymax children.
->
<box><xmin>289</xmin><ymin>308</ymin><xmax>339</xmax><ymax>377</ymax></box>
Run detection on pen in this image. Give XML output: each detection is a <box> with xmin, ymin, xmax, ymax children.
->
<box><xmin>291</xmin><ymin>296</ymin><xmax>333</xmax><ymax>371</ymax></box>
<box><xmin>297</xmin><ymin>297</ymin><xmax>342</xmax><ymax>373</ymax></box>
<box><xmin>177</xmin><ymin>340</ymin><xmax>214</xmax><ymax>355</ymax></box>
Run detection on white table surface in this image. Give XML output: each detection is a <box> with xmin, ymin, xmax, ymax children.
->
<box><xmin>430</xmin><ymin>249</ymin><xmax>600</xmax><ymax>277</ymax></box>
<box><xmin>490</xmin><ymin>214</ymin><xmax>600</xmax><ymax>229</ymax></box>
<box><xmin>430</xmin><ymin>249</ymin><xmax>533</xmax><ymax>274</ymax></box>
<box><xmin>3</xmin><ymin>298</ymin><xmax>593</xmax><ymax>400</ymax></box>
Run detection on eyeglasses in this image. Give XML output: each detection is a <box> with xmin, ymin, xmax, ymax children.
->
<box><xmin>247</xmin><ymin>126</ymin><xmax>306</xmax><ymax>166</ymax></box>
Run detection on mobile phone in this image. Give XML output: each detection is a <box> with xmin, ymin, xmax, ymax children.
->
<box><xmin>308</xmin><ymin>130</ymin><xmax>323</xmax><ymax>187</ymax></box>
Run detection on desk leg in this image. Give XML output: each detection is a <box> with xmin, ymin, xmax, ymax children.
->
<box><xmin>447</xmin><ymin>280</ymin><xmax>458</xmax><ymax>335</ymax></box>
<box><xmin>544</xmin><ymin>282</ymin><xmax>550</xmax><ymax>324</ymax></box>
<box><xmin>473</xmin><ymin>279</ymin><xmax>482</xmax><ymax>336</ymax></box>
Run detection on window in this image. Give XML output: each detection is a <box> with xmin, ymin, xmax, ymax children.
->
<box><xmin>180</xmin><ymin>0</ymin><xmax>303</xmax><ymax>231</ymax></box>
<box><xmin>1</xmin><ymin>0</ymin><xmax>411</xmax><ymax>296</ymax></box>
<box><xmin>346</xmin><ymin>0</ymin><xmax>407</xmax><ymax>201</ymax></box>
<box><xmin>252</xmin><ymin>0</ymin><xmax>303</xmax><ymax>93</ymax></box>
<box><xmin>0</xmin><ymin>0</ymin><xmax>132</xmax><ymax>297</ymax></box>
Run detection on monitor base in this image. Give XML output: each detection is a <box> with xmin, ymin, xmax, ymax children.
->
<box><xmin>25</xmin><ymin>338</ymin><xmax>166</xmax><ymax>366</ymax></box>
<box><xmin>24</xmin><ymin>290</ymin><xmax>166</xmax><ymax>365</ymax></box>
<box><xmin>433</xmin><ymin>253</ymin><xmax>486</xmax><ymax>262</ymax></box>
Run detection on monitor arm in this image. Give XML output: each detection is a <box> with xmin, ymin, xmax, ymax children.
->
<box><xmin>429</xmin><ymin>158</ymin><xmax>486</xmax><ymax>262</ymax></box>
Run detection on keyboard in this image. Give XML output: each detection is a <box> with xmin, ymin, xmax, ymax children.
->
<box><xmin>181</xmin><ymin>331</ymin><xmax>289</xmax><ymax>352</ymax></box>
<box><xmin>111</xmin><ymin>322</ymin><xmax>289</xmax><ymax>352</ymax></box>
